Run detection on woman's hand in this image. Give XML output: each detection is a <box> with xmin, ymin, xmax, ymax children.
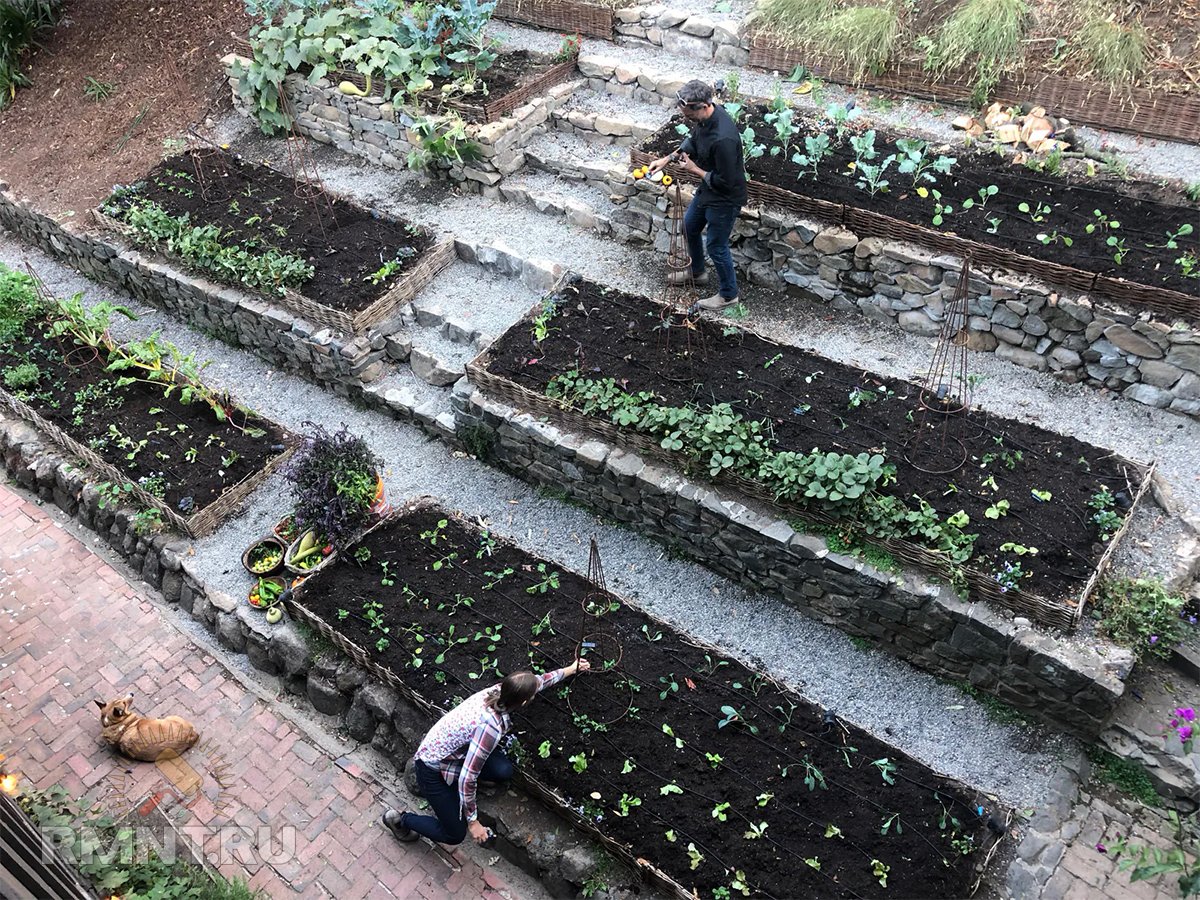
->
<box><xmin>468</xmin><ymin>819</ymin><xmax>490</xmax><ymax>844</ymax></box>
<box><xmin>567</xmin><ymin>658</ymin><xmax>592</xmax><ymax>676</ymax></box>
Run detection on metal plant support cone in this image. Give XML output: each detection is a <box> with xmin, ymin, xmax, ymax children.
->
<box><xmin>570</xmin><ymin>538</ymin><xmax>631</xmax><ymax>726</ymax></box>
<box><xmin>904</xmin><ymin>257</ymin><xmax>975</xmax><ymax>474</ymax></box>
<box><xmin>277</xmin><ymin>86</ymin><xmax>336</xmax><ymax>235</ymax></box>
<box><xmin>658</xmin><ymin>183</ymin><xmax>706</xmax><ymax>364</ymax></box>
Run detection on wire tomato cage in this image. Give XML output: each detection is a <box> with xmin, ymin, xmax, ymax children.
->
<box><xmin>568</xmin><ymin>537</ymin><xmax>633</xmax><ymax>726</ymax></box>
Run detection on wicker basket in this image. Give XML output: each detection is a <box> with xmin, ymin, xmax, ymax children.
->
<box><xmin>242</xmin><ymin>536</ymin><xmax>286</xmax><ymax>577</ymax></box>
<box><xmin>747</xmin><ymin>31</ymin><xmax>1200</xmax><ymax>146</ymax></box>
<box><xmin>466</xmin><ymin>292</ymin><xmax>1155</xmax><ymax>630</ymax></box>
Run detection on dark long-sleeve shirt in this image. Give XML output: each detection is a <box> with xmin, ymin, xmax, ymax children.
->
<box><xmin>679</xmin><ymin>103</ymin><xmax>748</xmax><ymax>210</ymax></box>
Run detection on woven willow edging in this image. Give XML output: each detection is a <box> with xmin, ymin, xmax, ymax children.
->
<box><xmin>493</xmin><ymin>0</ymin><xmax>617</xmax><ymax>40</ymax></box>
<box><xmin>627</xmin><ymin>149</ymin><xmax>1198</xmax><ymax>321</ymax></box>
<box><xmin>0</xmin><ymin>384</ymin><xmax>291</xmax><ymax>538</ymax></box>
<box><xmin>287</xmin><ymin>498</ymin><xmax>696</xmax><ymax>900</ymax></box>
<box><xmin>466</xmin><ymin>295</ymin><xmax>1154</xmax><ymax>630</ymax></box>
<box><xmin>91</xmin><ymin>208</ymin><xmax>456</xmax><ymax>335</ymax></box>
<box><xmin>748</xmin><ymin>32</ymin><xmax>1200</xmax><ymax>147</ymax></box>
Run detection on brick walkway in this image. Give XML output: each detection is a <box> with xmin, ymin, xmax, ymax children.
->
<box><xmin>0</xmin><ymin>483</ymin><xmax>523</xmax><ymax>899</ymax></box>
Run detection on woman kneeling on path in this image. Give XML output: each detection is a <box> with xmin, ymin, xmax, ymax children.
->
<box><xmin>383</xmin><ymin>657</ymin><xmax>591</xmax><ymax>845</ymax></box>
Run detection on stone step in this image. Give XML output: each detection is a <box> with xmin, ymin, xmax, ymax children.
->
<box><xmin>548</xmin><ymin>87</ymin><xmax>668</xmax><ymax>145</ymax></box>
<box><xmin>523</xmin><ymin>129</ymin><xmax>629</xmax><ymax>183</ymax></box>
<box><xmin>497</xmin><ymin>172</ymin><xmax>620</xmax><ymax>235</ymax></box>
<box><xmin>408</xmin><ymin>329</ymin><xmax>478</xmax><ymax>388</ymax></box>
<box><xmin>405</xmin><ymin>257</ymin><xmax>546</xmax><ymax>349</ymax></box>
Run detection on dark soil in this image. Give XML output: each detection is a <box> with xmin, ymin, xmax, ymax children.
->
<box><xmin>296</xmin><ymin>505</ymin><xmax>995</xmax><ymax>899</ymax></box>
<box><xmin>105</xmin><ymin>150</ymin><xmax>436</xmax><ymax>313</ymax></box>
<box><xmin>0</xmin><ymin>0</ymin><xmax>251</xmax><ymax>216</ymax></box>
<box><xmin>485</xmin><ymin>279</ymin><xmax>1141</xmax><ymax>606</ymax></box>
<box><xmin>0</xmin><ymin>323</ymin><xmax>287</xmax><ymax>517</ymax></box>
<box><xmin>643</xmin><ymin>109</ymin><xmax>1200</xmax><ymax>297</ymax></box>
<box><xmin>429</xmin><ymin>50</ymin><xmax>564</xmax><ymax>117</ymax></box>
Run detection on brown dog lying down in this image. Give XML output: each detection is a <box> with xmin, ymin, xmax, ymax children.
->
<box><xmin>95</xmin><ymin>694</ymin><xmax>200</xmax><ymax>762</ymax></box>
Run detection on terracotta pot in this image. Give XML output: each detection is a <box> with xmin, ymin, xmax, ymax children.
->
<box><xmin>369</xmin><ymin>473</ymin><xmax>390</xmax><ymax>517</ymax></box>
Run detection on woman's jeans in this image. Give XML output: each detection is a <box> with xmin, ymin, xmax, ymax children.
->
<box><xmin>684</xmin><ymin>198</ymin><xmax>741</xmax><ymax>300</ymax></box>
<box><xmin>400</xmin><ymin>752</ymin><xmax>513</xmax><ymax>845</ymax></box>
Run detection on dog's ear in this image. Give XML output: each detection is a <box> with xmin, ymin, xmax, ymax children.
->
<box><xmin>95</xmin><ymin>699</ymin><xmax>106</xmax><ymax>709</ymax></box>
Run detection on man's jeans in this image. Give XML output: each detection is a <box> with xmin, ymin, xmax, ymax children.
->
<box><xmin>400</xmin><ymin>752</ymin><xmax>513</xmax><ymax>844</ymax></box>
<box><xmin>684</xmin><ymin>198</ymin><xmax>740</xmax><ymax>300</ymax></box>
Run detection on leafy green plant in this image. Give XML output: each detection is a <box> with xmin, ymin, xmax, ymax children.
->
<box><xmin>281</xmin><ymin>422</ymin><xmax>382</xmax><ymax>549</ymax></box>
<box><xmin>871</xmin><ymin>757</ymin><xmax>897</xmax><ymax>785</ymax></box>
<box><xmin>82</xmin><ymin>75</ymin><xmax>117</xmax><ymax>101</ymax></box>
<box><xmin>1087</xmin><ymin>487</ymin><xmax>1124</xmax><ymax>540</ymax></box>
<box><xmin>792</xmin><ymin>133</ymin><xmax>832</xmax><ymax>179</ymax></box>
<box><xmin>102</xmin><ymin>194</ymin><xmax>313</xmax><ymax>295</ymax></box>
<box><xmin>2</xmin><ymin>360</ymin><xmax>40</xmax><ymax>389</ymax></box>
<box><xmin>718</xmin><ymin>704</ymin><xmax>759</xmax><ymax>735</ymax></box>
<box><xmin>569</xmin><ymin>752</ymin><xmax>588</xmax><ymax>773</ymax></box>
<box><xmin>1094</xmin><ymin>577</ymin><xmax>1186</xmax><ymax>660</ymax></box>
<box><xmin>0</xmin><ymin>0</ymin><xmax>62</xmax><ymax>109</ymax></box>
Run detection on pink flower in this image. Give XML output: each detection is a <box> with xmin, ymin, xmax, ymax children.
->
<box><xmin>1174</xmin><ymin>707</ymin><xmax>1196</xmax><ymax>723</ymax></box>
<box><xmin>1178</xmin><ymin>725</ymin><xmax>1193</xmax><ymax>743</ymax></box>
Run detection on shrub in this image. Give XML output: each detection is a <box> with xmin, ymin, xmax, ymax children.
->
<box><xmin>282</xmin><ymin>422</ymin><xmax>382</xmax><ymax>548</ymax></box>
<box><xmin>1094</xmin><ymin>577</ymin><xmax>1186</xmax><ymax>661</ymax></box>
<box><xmin>0</xmin><ymin>263</ymin><xmax>44</xmax><ymax>339</ymax></box>
<box><xmin>0</xmin><ymin>0</ymin><xmax>62</xmax><ymax>108</ymax></box>
<box><xmin>2</xmin><ymin>360</ymin><xmax>40</xmax><ymax>389</ymax></box>
<box><xmin>1075</xmin><ymin>4</ymin><xmax>1148</xmax><ymax>85</ymax></box>
<box><xmin>927</xmin><ymin>0</ymin><xmax>1030</xmax><ymax>105</ymax></box>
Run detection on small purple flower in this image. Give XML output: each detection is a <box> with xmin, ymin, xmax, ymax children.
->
<box><xmin>1179</xmin><ymin>725</ymin><xmax>1194</xmax><ymax>743</ymax></box>
<box><xmin>1175</xmin><ymin>707</ymin><xmax>1196</xmax><ymax>723</ymax></box>
<box><xmin>1190</xmin><ymin>615</ymin><xmax>1198</xmax><ymax>626</ymax></box>
<box><xmin>1096</xmin><ymin>842</ymin><xmax>1107</xmax><ymax>854</ymax></box>
<box><xmin>1150</xmin><ymin>635</ymin><xmax>1159</xmax><ymax>644</ymax></box>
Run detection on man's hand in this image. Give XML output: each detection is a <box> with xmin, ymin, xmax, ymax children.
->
<box><xmin>468</xmin><ymin>819</ymin><xmax>489</xmax><ymax>844</ymax></box>
<box><xmin>677</xmin><ymin>152</ymin><xmax>705</xmax><ymax>178</ymax></box>
<box><xmin>646</xmin><ymin>154</ymin><xmax>671</xmax><ymax>175</ymax></box>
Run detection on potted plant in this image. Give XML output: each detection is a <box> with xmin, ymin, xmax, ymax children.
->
<box><xmin>242</xmin><ymin>536</ymin><xmax>286</xmax><ymax>576</ymax></box>
<box><xmin>248</xmin><ymin>575</ymin><xmax>286</xmax><ymax>609</ymax></box>
<box><xmin>284</xmin><ymin>529</ymin><xmax>337</xmax><ymax>575</ymax></box>
<box><xmin>281</xmin><ymin>422</ymin><xmax>384</xmax><ymax>550</ymax></box>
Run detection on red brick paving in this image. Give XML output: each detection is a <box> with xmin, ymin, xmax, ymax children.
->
<box><xmin>0</xmin><ymin>485</ymin><xmax>520</xmax><ymax>898</ymax></box>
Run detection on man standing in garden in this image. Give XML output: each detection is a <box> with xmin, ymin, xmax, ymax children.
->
<box><xmin>382</xmin><ymin>657</ymin><xmax>590</xmax><ymax>846</ymax></box>
<box><xmin>646</xmin><ymin>79</ymin><xmax>748</xmax><ymax>311</ymax></box>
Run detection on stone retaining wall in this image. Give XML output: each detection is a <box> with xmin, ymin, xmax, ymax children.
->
<box><xmin>614</xmin><ymin>5</ymin><xmax>751</xmax><ymax>67</ymax></box>
<box><xmin>451</xmin><ymin>383</ymin><xmax>1134</xmax><ymax>739</ymax></box>
<box><xmin>223</xmin><ymin>55</ymin><xmax>581</xmax><ymax>198</ymax></box>
<box><xmin>0</xmin><ymin>416</ymin><xmax>635</xmax><ymax>899</ymax></box>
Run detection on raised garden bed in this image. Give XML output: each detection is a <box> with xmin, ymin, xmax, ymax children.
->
<box><xmin>95</xmin><ymin>149</ymin><xmax>456</xmax><ymax>333</ymax></box>
<box><xmin>0</xmin><ymin>269</ymin><xmax>290</xmax><ymax>537</ymax></box>
<box><xmin>494</xmin><ymin>0</ymin><xmax>619</xmax><ymax>40</ymax></box>
<box><xmin>633</xmin><ymin>109</ymin><xmax>1200</xmax><ymax>320</ymax></box>
<box><xmin>335</xmin><ymin>50</ymin><xmax>579</xmax><ymax>124</ymax></box>
<box><xmin>469</xmin><ymin>276</ymin><xmax>1154</xmax><ymax>629</ymax></box>
<box><xmin>290</xmin><ymin>499</ymin><xmax>996</xmax><ymax>899</ymax></box>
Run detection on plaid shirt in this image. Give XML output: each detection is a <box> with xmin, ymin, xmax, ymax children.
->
<box><xmin>416</xmin><ymin>668</ymin><xmax>566</xmax><ymax>821</ymax></box>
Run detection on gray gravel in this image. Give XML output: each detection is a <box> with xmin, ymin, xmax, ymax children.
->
<box><xmin>0</xmin><ymin>230</ymin><xmax>1076</xmax><ymax>810</ymax></box>
<box><xmin>508</xmin><ymin>169</ymin><xmax>617</xmax><ymax>211</ymax></box>
<box><xmin>410</xmin><ymin>259</ymin><xmax>543</xmax><ymax>341</ymax></box>
<box><xmin>527</xmin><ymin>128</ymin><xmax>632</xmax><ymax>168</ymax></box>
<box><xmin>556</xmin><ymin>87</ymin><xmax>672</xmax><ymax>129</ymax></box>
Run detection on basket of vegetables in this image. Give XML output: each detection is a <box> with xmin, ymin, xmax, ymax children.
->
<box><xmin>273</xmin><ymin>514</ymin><xmax>299</xmax><ymax>543</ymax></box>
<box><xmin>248</xmin><ymin>575</ymin><xmax>286</xmax><ymax>609</ymax></box>
<box><xmin>284</xmin><ymin>530</ymin><xmax>337</xmax><ymax>576</ymax></box>
<box><xmin>242</xmin><ymin>537</ymin><xmax>286</xmax><ymax>576</ymax></box>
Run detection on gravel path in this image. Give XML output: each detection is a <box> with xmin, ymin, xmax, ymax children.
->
<box><xmin>555</xmin><ymin>87</ymin><xmax>673</xmax><ymax>129</ymax></box>
<box><xmin>410</xmin><ymin>259</ymin><xmax>544</xmax><ymax>342</ymax></box>
<box><xmin>507</xmin><ymin>169</ymin><xmax>616</xmax><ymax>211</ymax></box>
<box><xmin>0</xmin><ymin>231</ymin><xmax>1077</xmax><ymax>810</ymax></box>
<box><xmin>526</xmin><ymin>129</ymin><xmax>632</xmax><ymax>169</ymax></box>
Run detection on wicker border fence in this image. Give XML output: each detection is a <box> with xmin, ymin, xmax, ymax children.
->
<box><xmin>493</xmin><ymin>0</ymin><xmax>617</xmax><ymax>40</ymax></box>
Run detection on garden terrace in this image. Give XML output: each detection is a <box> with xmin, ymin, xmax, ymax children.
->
<box><xmin>0</xmin><ymin>266</ymin><xmax>290</xmax><ymax>536</ymax></box>
<box><xmin>291</xmin><ymin>501</ymin><xmax>996</xmax><ymax>900</ymax></box>
<box><xmin>332</xmin><ymin>49</ymin><xmax>579</xmax><ymax>125</ymax></box>
<box><xmin>471</xmin><ymin>276</ymin><xmax>1153</xmax><ymax>628</ymax></box>
<box><xmin>96</xmin><ymin>149</ymin><xmax>455</xmax><ymax>333</ymax></box>
<box><xmin>635</xmin><ymin>107</ymin><xmax>1200</xmax><ymax>320</ymax></box>
<box><xmin>748</xmin><ymin>0</ymin><xmax>1200</xmax><ymax>145</ymax></box>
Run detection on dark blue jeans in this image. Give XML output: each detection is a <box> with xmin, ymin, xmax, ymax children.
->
<box><xmin>401</xmin><ymin>752</ymin><xmax>513</xmax><ymax>845</ymax></box>
<box><xmin>684</xmin><ymin>198</ymin><xmax>740</xmax><ymax>300</ymax></box>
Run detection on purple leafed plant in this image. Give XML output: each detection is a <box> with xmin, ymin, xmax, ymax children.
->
<box><xmin>281</xmin><ymin>422</ymin><xmax>382</xmax><ymax>549</ymax></box>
